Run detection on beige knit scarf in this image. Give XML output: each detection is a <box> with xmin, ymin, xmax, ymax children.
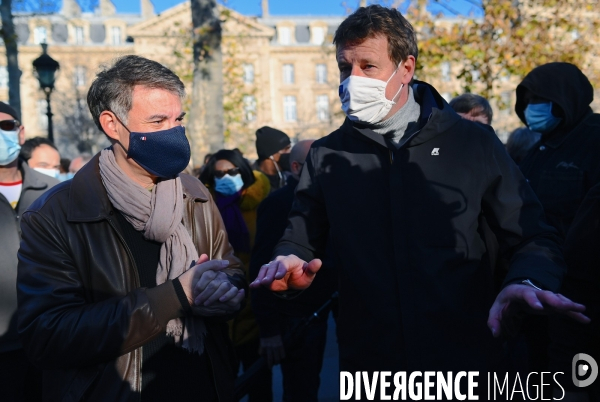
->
<box><xmin>99</xmin><ymin>148</ymin><xmax>206</xmax><ymax>354</ymax></box>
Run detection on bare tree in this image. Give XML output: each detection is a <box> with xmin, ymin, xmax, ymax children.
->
<box><xmin>188</xmin><ymin>0</ymin><xmax>224</xmax><ymax>164</ymax></box>
<box><xmin>0</xmin><ymin>0</ymin><xmax>22</xmax><ymax>117</ymax></box>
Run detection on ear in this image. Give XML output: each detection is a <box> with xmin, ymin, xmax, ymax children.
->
<box><xmin>99</xmin><ymin>111</ymin><xmax>121</xmax><ymax>142</ymax></box>
<box><xmin>291</xmin><ymin>160</ymin><xmax>302</xmax><ymax>176</ymax></box>
<box><xmin>401</xmin><ymin>55</ymin><xmax>416</xmax><ymax>85</ymax></box>
<box><xmin>18</xmin><ymin>126</ymin><xmax>25</xmax><ymax>145</ymax></box>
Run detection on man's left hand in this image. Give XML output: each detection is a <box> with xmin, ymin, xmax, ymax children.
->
<box><xmin>487</xmin><ymin>283</ymin><xmax>590</xmax><ymax>338</ymax></box>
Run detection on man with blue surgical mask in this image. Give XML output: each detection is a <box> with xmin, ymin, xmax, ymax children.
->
<box><xmin>252</xmin><ymin>6</ymin><xmax>589</xmax><ymax>397</ymax></box>
<box><xmin>516</xmin><ymin>63</ymin><xmax>600</xmax><ymax>401</ymax></box>
<box><xmin>0</xmin><ymin>101</ymin><xmax>57</xmax><ymax>401</ymax></box>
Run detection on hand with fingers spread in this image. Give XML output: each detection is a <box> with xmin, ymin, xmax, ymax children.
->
<box><xmin>259</xmin><ymin>335</ymin><xmax>286</xmax><ymax>368</ymax></box>
<box><xmin>487</xmin><ymin>283</ymin><xmax>590</xmax><ymax>338</ymax></box>
<box><xmin>178</xmin><ymin>254</ymin><xmax>245</xmax><ymax>316</ymax></box>
<box><xmin>250</xmin><ymin>254</ymin><xmax>322</xmax><ymax>292</ymax></box>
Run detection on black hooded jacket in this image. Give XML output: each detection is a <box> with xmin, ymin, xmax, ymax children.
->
<box><xmin>273</xmin><ymin>80</ymin><xmax>565</xmax><ymax>374</ymax></box>
<box><xmin>517</xmin><ymin>62</ymin><xmax>600</xmax><ymax>237</ymax></box>
<box><xmin>517</xmin><ymin>64</ymin><xmax>600</xmax><ymax>397</ymax></box>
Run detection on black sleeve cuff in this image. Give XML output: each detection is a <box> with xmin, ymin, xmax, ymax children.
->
<box><xmin>172</xmin><ymin>277</ymin><xmax>193</xmax><ymax>315</ymax></box>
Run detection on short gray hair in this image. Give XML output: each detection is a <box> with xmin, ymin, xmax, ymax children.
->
<box><xmin>87</xmin><ymin>55</ymin><xmax>185</xmax><ymax>133</ymax></box>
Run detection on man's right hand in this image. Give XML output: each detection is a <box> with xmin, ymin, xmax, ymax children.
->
<box><xmin>178</xmin><ymin>254</ymin><xmax>244</xmax><ymax>316</ymax></box>
<box><xmin>250</xmin><ymin>254</ymin><xmax>322</xmax><ymax>292</ymax></box>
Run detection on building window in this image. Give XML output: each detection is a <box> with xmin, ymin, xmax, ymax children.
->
<box><xmin>0</xmin><ymin>66</ymin><xmax>8</xmax><ymax>89</ymax></box>
<box><xmin>279</xmin><ymin>27</ymin><xmax>291</xmax><ymax>45</ymax></box>
<box><xmin>441</xmin><ymin>62</ymin><xmax>451</xmax><ymax>82</ymax></box>
<box><xmin>112</xmin><ymin>26</ymin><xmax>121</xmax><ymax>45</ymax></box>
<box><xmin>311</xmin><ymin>26</ymin><xmax>326</xmax><ymax>45</ymax></box>
<box><xmin>283</xmin><ymin>64</ymin><xmax>294</xmax><ymax>84</ymax></box>
<box><xmin>34</xmin><ymin>26</ymin><xmax>47</xmax><ymax>44</ymax></box>
<box><xmin>283</xmin><ymin>96</ymin><xmax>297</xmax><ymax>122</ymax></box>
<box><xmin>37</xmin><ymin>99</ymin><xmax>48</xmax><ymax>130</ymax></box>
<box><xmin>316</xmin><ymin>64</ymin><xmax>327</xmax><ymax>84</ymax></box>
<box><xmin>74</xmin><ymin>66</ymin><xmax>86</xmax><ymax>87</ymax></box>
<box><xmin>74</xmin><ymin>26</ymin><xmax>84</xmax><ymax>44</ymax></box>
<box><xmin>243</xmin><ymin>64</ymin><xmax>254</xmax><ymax>84</ymax></box>
<box><xmin>243</xmin><ymin>95</ymin><xmax>257</xmax><ymax>122</ymax></box>
<box><xmin>316</xmin><ymin>95</ymin><xmax>329</xmax><ymax>121</ymax></box>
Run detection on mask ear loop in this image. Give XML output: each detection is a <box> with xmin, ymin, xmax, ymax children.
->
<box><xmin>269</xmin><ymin>154</ymin><xmax>284</xmax><ymax>187</ymax></box>
<box><xmin>386</xmin><ymin>63</ymin><xmax>405</xmax><ymax>104</ymax></box>
<box><xmin>109</xmin><ymin>111</ymin><xmax>132</xmax><ymax>154</ymax></box>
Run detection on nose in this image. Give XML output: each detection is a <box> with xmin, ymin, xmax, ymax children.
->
<box><xmin>350</xmin><ymin>64</ymin><xmax>362</xmax><ymax>77</ymax></box>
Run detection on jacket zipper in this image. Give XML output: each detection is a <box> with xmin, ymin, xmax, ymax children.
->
<box><xmin>389</xmin><ymin>128</ymin><xmax>422</xmax><ymax>165</ymax></box>
<box><xmin>106</xmin><ymin>215</ymin><xmax>143</xmax><ymax>399</ymax></box>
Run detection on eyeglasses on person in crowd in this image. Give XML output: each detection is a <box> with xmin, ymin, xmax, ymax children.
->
<box><xmin>214</xmin><ymin>167</ymin><xmax>240</xmax><ymax>178</ymax></box>
<box><xmin>0</xmin><ymin>120</ymin><xmax>20</xmax><ymax>131</ymax></box>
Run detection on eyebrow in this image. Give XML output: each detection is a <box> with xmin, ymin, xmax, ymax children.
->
<box><xmin>145</xmin><ymin>112</ymin><xmax>186</xmax><ymax>121</ymax></box>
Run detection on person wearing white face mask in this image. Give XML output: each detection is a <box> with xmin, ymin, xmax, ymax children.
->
<box><xmin>0</xmin><ymin>102</ymin><xmax>57</xmax><ymax>401</ymax></box>
<box><xmin>252</xmin><ymin>5</ymin><xmax>589</xmax><ymax>395</ymax></box>
<box><xmin>19</xmin><ymin>136</ymin><xmax>61</xmax><ymax>179</ymax></box>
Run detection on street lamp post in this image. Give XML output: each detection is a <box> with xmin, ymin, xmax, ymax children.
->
<box><xmin>32</xmin><ymin>43</ymin><xmax>60</xmax><ymax>143</ymax></box>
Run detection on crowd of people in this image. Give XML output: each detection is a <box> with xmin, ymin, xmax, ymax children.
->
<box><xmin>0</xmin><ymin>3</ymin><xmax>598</xmax><ymax>402</ymax></box>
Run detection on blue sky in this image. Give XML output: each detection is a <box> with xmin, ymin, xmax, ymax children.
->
<box><xmin>111</xmin><ymin>0</ymin><xmax>480</xmax><ymax>17</ymax></box>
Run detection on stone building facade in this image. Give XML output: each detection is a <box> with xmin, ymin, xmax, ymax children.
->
<box><xmin>1</xmin><ymin>0</ymin><xmax>597</xmax><ymax>160</ymax></box>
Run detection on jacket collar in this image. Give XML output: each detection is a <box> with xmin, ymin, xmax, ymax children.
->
<box><xmin>542</xmin><ymin>110</ymin><xmax>594</xmax><ymax>149</ymax></box>
<box><xmin>347</xmin><ymin>80</ymin><xmax>460</xmax><ymax>149</ymax></box>
<box><xmin>67</xmin><ymin>151</ymin><xmax>210</xmax><ymax>223</ymax></box>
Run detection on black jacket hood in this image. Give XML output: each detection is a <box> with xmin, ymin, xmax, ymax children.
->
<box><xmin>515</xmin><ymin>62</ymin><xmax>594</xmax><ymax>131</ymax></box>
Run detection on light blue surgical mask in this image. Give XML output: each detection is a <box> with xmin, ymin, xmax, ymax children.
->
<box><xmin>0</xmin><ymin>129</ymin><xmax>21</xmax><ymax>166</ymax></box>
<box><xmin>214</xmin><ymin>174</ymin><xmax>244</xmax><ymax>196</ymax></box>
<box><xmin>524</xmin><ymin>102</ymin><xmax>562</xmax><ymax>133</ymax></box>
<box><xmin>57</xmin><ymin>172</ymin><xmax>75</xmax><ymax>182</ymax></box>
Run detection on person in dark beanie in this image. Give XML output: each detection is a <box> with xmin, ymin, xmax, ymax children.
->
<box><xmin>0</xmin><ymin>101</ymin><xmax>56</xmax><ymax>401</ymax></box>
<box><xmin>253</xmin><ymin>126</ymin><xmax>291</xmax><ymax>192</ymax></box>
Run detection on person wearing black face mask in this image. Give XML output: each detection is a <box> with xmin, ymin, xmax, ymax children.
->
<box><xmin>516</xmin><ymin>63</ymin><xmax>600</xmax><ymax>401</ymax></box>
<box><xmin>253</xmin><ymin>126</ymin><xmax>292</xmax><ymax>192</ymax></box>
<box><xmin>16</xmin><ymin>55</ymin><xmax>247</xmax><ymax>402</ymax></box>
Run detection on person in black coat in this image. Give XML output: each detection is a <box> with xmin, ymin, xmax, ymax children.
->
<box><xmin>516</xmin><ymin>63</ymin><xmax>600</xmax><ymax>400</ymax></box>
<box><xmin>250</xmin><ymin>140</ymin><xmax>337</xmax><ymax>402</ymax></box>
<box><xmin>252</xmin><ymin>6</ymin><xmax>588</xmax><ymax>398</ymax></box>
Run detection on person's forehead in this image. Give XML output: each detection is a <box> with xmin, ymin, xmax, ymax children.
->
<box><xmin>215</xmin><ymin>159</ymin><xmax>236</xmax><ymax>170</ymax></box>
<box><xmin>32</xmin><ymin>144</ymin><xmax>60</xmax><ymax>159</ymax></box>
<box><xmin>336</xmin><ymin>35</ymin><xmax>389</xmax><ymax>61</ymax></box>
<box><xmin>0</xmin><ymin>112</ymin><xmax>16</xmax><ymax>121</ymax></box>
<box><xmin>130</xmin><ymin>85</ymin><xmax>182</xmax><ymax>112</ymax></box>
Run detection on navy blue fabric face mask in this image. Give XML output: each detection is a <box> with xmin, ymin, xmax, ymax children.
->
<box><xmin>126</xmin><ymin>125</ymin><xmax>191</xmax><ymax>179</ymax></box>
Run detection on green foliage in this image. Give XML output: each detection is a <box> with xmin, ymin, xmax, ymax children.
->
<box><xmin>411</xmin><ymin>0</ymin><xmax>600</xmax><ymax>103</ymax></box>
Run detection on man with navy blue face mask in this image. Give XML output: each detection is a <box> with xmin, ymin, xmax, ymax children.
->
<box><xmin>17</xmin><ymin>56</ymin><xmax>246</xmax><ymax>401</ymax></box>
<box><xmin>516</xmin><ymin>63</ymin><xmax>600</xmax><ymax>401</ymax></box>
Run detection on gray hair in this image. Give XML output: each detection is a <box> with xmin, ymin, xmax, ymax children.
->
<box><xmin>87</xmin><ymin>55</ymin><xmax>185</xmax><ymax>133</ymax></box>
<box><xmin>449</xmin><ymin>93</ymin><xmax>493</xmax><ymax>124</ymax></box>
